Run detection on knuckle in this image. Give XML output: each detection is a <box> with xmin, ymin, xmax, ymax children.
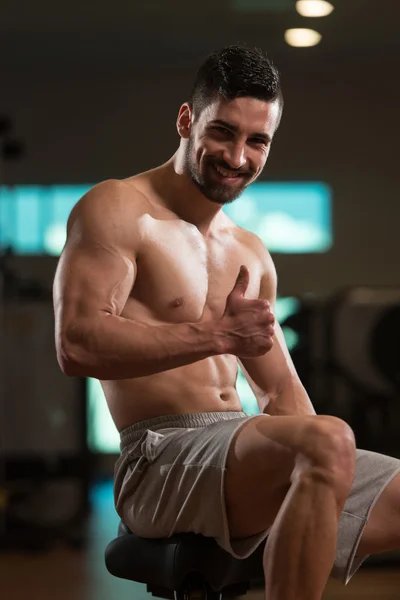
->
<box><xmin>259</xmin><ymin>299</ymin><xmax>270</xmax><ymax>310</ymax></box>
<box><xmin>261</xmin><ymin>338</ymin><xmax>273</xmax><ymax>353</ymax></box>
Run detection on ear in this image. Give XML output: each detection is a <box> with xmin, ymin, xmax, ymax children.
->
<box><xmin>176</xmin><ymin>103</ymin><xmax>192</xmax><ymax>139</ymax></box>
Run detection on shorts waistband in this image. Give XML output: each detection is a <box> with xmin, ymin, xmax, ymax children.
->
<box><xmin>119</xmin><ymin>411</ymin><xmax>247</xmax><ymax>451</ymax></box>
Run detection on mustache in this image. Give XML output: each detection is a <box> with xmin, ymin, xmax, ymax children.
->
<box><xmin>209</xmin><ymin>159</ymin><xmax>252</xmax><ymax>176</ymax></box>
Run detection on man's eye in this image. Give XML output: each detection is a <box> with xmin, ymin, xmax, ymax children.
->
<box><xmin>249</xmin><ymin>138</ymin><xmax>266</xmax><ymax>145</ymax></box>
<box><xmin>213</xmin><ymin>126</ymin><xmax>229</xmax><ymax>134</ymax></box>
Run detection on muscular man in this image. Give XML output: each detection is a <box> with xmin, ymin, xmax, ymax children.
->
<box><xmin>53</xmin><ymin>46</ymin><xmax>400</xmax><ymax>599</ymax></box>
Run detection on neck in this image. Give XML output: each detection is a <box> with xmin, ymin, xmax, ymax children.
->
<box><xmin>152</xmin><ymin>150</ymin><xmax>224</xmax><ymax>235</ymax></box>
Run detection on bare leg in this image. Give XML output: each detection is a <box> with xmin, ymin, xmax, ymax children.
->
<box><xmin>225</xmin><ymin>415</ymin><xmax>356</xmax><ymax>600</ymax></box>
<box><xmin>263</xmin><ymin>454</ymin><xmax>351</xmax><ymax>600</ymax></box>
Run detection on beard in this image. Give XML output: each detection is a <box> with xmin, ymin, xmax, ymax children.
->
<box><xmin>183</xmin><ymin>135</ymin><xmax>252</xmax><ymax>205</ymax></box>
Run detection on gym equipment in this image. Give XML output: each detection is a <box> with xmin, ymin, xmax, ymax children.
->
<box><xmin>106</xmin><ymin>522</ymin><xmax>265</xmax><ymax>600</ymax></box>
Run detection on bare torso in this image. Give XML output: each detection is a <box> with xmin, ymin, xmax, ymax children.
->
<box><xmin>102</xmin><ymin>172</ymin><xmax>264</xmax><ymax>431</ymax></box>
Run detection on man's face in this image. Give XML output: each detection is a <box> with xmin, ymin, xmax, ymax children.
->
<box><xmin>182</xmin><ymin>96</ymin><xmax>280</xmax><ymax>205</ymax></box>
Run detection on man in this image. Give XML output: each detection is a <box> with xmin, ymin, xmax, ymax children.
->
<box><xmin>53</xmin><ymin>46</ymin><xmax>400</xmax><ymax>599</ymax></box>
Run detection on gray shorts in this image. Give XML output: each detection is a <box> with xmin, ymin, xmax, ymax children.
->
<box><xmin>113</xmin><ymin>411</ymin><xmax>400</xmax><ymax>585</ymax></box>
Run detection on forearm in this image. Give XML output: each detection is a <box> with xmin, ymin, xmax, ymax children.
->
<box><xmin>265</xmin><ymin>376</ymin><xmax>316</xmax><ymax>417</ymax></box>
<box><xmin>59</xmin><ymin>314</ymin><xmax>226</xmax><ymax>379</ymax></box>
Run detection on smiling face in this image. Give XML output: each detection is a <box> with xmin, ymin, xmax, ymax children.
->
<box><xmin>178</xmin><ymin>95</ymin><xmax>281</xmax><ymax>205</ymax></box>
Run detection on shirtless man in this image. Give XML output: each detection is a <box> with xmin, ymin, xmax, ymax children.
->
<box><xmin>53</xmin><ymin>46</ymin><xmax>400</xmax><ymax>599</ymax></box>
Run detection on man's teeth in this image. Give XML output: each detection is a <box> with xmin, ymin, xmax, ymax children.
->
<box><xmin>214</xmin><ymin>165</ymin><xmax>239</xmax><ymax>178</ymax></box>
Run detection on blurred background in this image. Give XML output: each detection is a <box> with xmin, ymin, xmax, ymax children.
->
<box><xmin>1</xmin><ymin>0</ymin><xmax>400</xmax><ymax>598</ymax></box>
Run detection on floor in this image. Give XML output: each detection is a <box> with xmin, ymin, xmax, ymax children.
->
<box><xmin>1</xmin><ymin>480</ymin><xmax>400</xmax><ymax>600</ymax></box>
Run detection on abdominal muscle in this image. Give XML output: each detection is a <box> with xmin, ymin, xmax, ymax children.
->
<box><xmin>96</xmin><ymin>180</ymin><xmax>260</xmax><ymax>432</ymax></box>
<box><xmin>101</xmin><ymin>354</ymin><xmax>243</xmax><ymax>432</ymax></box>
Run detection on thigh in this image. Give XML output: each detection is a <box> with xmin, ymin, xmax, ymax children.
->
<box><xmin>224</xmin><ymin>413</ymin><xmax>346</xmax><ymax>539</ymax></box>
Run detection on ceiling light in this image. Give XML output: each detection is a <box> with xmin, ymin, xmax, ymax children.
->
<box><xmin>285</xmin><ymin>28</ymin><xmax>322</xmax><ymax>47</ymax></box>
<box><xmin>296</xmin><ymin>0</ymin><xmax>334</xmax><ymax>17</ymax></box>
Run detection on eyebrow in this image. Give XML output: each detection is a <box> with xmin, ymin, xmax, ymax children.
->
<box><xmin>209</xmin><ymin>119</ymin><xmax>272</xmax><ymax>143</ymax></box>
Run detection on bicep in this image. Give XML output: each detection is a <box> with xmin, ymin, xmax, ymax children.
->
<box><xmin>238</xmin><ymin>239</ymin><xmax>298</xmax><ymax>403</ymax></box>
<box><xmin>53</xmin><ymin>181</ymin><xmax>139</xmax><ymax>345</ymax></box>
<box><xmin>54</xmin><ymin>240</ymin><xmax>135</xmax><ymax>326</ymax></box>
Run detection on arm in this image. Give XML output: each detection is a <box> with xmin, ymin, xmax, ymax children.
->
<box><xmin>53</xmin><ymin>180</ymin><xmax>225</xmax><ymax>380</ymax></box>
<box><xmin>238</xmin><ymin>240</ymin><xmax>316</xmax><ymax>417</ymax></box>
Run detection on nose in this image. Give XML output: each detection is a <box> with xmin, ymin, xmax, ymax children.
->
<box><xmin>222</xmin><ymin>141</ymin><xmax>247</xmax><ymax>170</ymax></box>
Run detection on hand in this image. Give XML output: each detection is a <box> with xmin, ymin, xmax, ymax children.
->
<box><xmin>220</xmin><ymin>265</ymin><xmax>275</xmax><ymax>358</ymax></box>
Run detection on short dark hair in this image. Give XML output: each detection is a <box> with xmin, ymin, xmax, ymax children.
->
<box><xmin>190</xmin><ymin>44</ymin><xmax>283</xmax><ymax>127</ymax></box>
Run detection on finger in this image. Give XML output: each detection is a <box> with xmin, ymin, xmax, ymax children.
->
<box><xmin>232</xmin><ymin>265</ymin><xmax>249</xmax><ymax>296</ymax></box>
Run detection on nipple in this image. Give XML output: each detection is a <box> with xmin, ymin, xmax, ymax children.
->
<box><xmin>171</xmin><ymin>297</ymin><xmax>184</xmax><ymax>308</ymax></box>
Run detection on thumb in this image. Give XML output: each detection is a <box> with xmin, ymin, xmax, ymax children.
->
<box><xmin>232</xmin><ymin>265</ymin><xmax>249</xmax><ymax>297</ymax></box>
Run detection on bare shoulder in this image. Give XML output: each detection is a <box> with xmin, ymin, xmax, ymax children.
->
<box><xmin>226</xmin><ymin>219</ymin><xmax>277</xmax><ymax>299</ymax></box>
<box><xmin>67</xmin><ymin>179</ymin><xmax>151</xmax><ymax>230</ymax></box>
<box><xmin>226</xmin><ymin>217</ymin><xmax>275</xmax><ymax>273</ymax></box>
<box><xmin>246</xmin><ymin>231</ymin><xmax>277</xmax><ymax>300</ymax></box>
<box><xmin>248</xmin><ymin>231</ymin><xmax>275</xmax><ymax>272</ymax></box>
<box><xmin>66</xmin><ymin>178</ymin><xmax>153</xmax><ymax>253</ymax></box>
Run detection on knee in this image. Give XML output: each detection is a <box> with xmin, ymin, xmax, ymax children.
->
<box><xmin>300</xmin><ymin>416</ymin><xmax>356</xmax><ymax>492</ymax></box>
